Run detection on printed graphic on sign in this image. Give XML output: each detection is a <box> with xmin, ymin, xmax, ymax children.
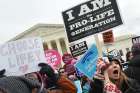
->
<box><xmin>75</xmin><ymin>68</ymin><xmax>84</xmax><ymax>77</ymax></box>
<box><xmin>132</xmin><ymin>36</ymin><xmax>140</xmax><ymax>44</ymax></box>
<box><xmin>0</xmin><ymin>37</ymin><xmax>46</xmax><ymax>76</ymax></box>
<box><xmin>62</xmin><ymin>0</ymin><xmax>123</xmax><ymax>42</ymax></box>
<box><xmin>69</xmin><ymin>41</ymin><xmax>88</xmax><ymax>57</ymax></box>
<box><xmin>108</xmin><ymin>49</ymin><xmax>122</xmax><ymax>60</ymax></box>
<box><xmin>75</xmin><ymin>44</ymin><xmax>98</xmax><ymax>79</ymax></box>
<box><xmin>102</xmin><ymin>30</ymin><xmax>114</xmax><ymax>44</ymax></box>
<box><xmin>45</xmin><ymin>49</ymin><xmax>61</xmax><ymax>70</ymax></box>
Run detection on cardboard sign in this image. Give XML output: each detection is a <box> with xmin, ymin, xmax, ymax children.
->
<box><xmin>0</xmin><ymin>37</ymin><xmax>46</xmax><ymax>76</ymax></box>
<box><xmin>69</xmin><ymin>41</ymin><xmax>88</xmax><ymax>57</ymax></box>
<box><xmin>75</xmin><ymin>44</ymin><xmax>98</xmax><ymax>79</ymax></box>
<box><xmin>132</xmin><ymin>36</ymin><xmax>140</xmax><ymax>44</ymax></box>
<box><xmin>102</xmin><ymin>30</ymin><xmax>114</xmax><ymax>44</ymax></box>
<box><xmin>45</xmin><ymin>49</ymin><xmax>61</xmax><ymax>70</ymax></box>
<box><xmin>62</xmin><ymin>0</ymin><xmax>123</xmax><ymax>42</ymax></box>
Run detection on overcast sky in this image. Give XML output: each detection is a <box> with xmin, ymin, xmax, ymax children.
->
<box><xmin>0</xmin><ymin>0</ymin><xmax>140</xmax><ymax>44</ymax></box>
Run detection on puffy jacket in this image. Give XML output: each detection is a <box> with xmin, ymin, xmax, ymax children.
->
<box><xmin>124</xmin><ymin>55</ymin><xmax>140</xmax><ymax>85</ymax></box>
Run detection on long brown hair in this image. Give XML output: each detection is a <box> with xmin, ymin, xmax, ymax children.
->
<box><xmin>109</xmin><ymin>59</ymin><xmax>129</xmax><ymax>88</ymax></box>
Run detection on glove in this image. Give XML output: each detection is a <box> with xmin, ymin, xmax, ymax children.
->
<box><xmin>96</xmin><ymin>58</ymin><xmax>110</xmax><ymax>74</ymax></box>
<box><xmin>0</xmin><ymin>69</ymin><xmax>6</xmax><ymax>78</ymax></box>
<box><xmin>94</xmin><ymin>58</ymin><xmax>110</xmax><ymax>80</ymax></box>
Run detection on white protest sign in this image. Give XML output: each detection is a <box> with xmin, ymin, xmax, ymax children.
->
<box><xmin>0</xmin><ymin>37</ymin><xmax>46</xmax><ymax>76</ymax></box>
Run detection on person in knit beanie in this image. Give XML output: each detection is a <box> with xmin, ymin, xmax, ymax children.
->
<box><xmin>131</xmin><ymin>43</ymin><xmax>140</xmax><ymax>56</ymax></box>
<box><xmin>124</xmin><ymin>43</ymin><xmax>140</xmax><ymax>85</ymax></box>
<box><xmin>38</xmin><ymin>63</ymin><xmax>59</xmax><ymax>89</ymax></box>
<box><xmin>0</xmin><ymin>76</ymin><xmax>46</xmax><ymax>93</ymax></box>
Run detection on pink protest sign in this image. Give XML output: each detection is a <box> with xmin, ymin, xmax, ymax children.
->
<box><xmin>45</xmin><ymin>49</ymin><xmax>61</xmax><ymax>70</ymax></box>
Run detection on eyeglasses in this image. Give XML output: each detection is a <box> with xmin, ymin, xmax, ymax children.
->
<box><xmin>60</xmin><ymin>71</ymin><xmax>65</xmax><ymax>73</ymax></box>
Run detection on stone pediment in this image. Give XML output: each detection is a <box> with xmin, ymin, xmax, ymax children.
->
<box><xmin>9</xmin><ymin>24</ymin><xmax>65</xmax><ymax>41</ymax></box>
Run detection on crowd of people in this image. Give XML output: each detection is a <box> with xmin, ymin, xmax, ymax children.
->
<box><xmin>0</xmin><ymin>43</ymin><xmax>140</xmax><ymax>93</ymax></box>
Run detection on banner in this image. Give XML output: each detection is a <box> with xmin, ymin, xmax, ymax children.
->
<box><xmin>62</xmin><ymin>0</ymin><xmax>123</xmax><ymax>42</ymax></box>
<box><xmin>0</xmin><ymin>37</ymin><xmax>46</xmax><ymax>76</ymax></box>
<box><xmin>69</xmin><ymin>41</ymin><xmax>88</xmax><ymax>57</ymax></box>
<box><xmin>75</xmin><ymin>44</ymin><xmax>98</xmax><ymax>79</ymax></box>
<box><xmin>45</xmin><ymin>49</ymin><xmax>61</xmax><ymax>70</ymax></box>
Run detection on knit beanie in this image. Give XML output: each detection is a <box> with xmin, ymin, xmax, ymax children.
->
<box><xmin>0</xmin><ymin>76</ymin><xmax>41</xmax><ymax>93</ymax></box>
<box><xmin>38</xmin><ymin>63</ymin><xmax>55</xmax><ymax>78</ymax></box>
<box><xmin>0</xmin><ymin>69</ymin><xmax>6</xmax><ymax>78</ymax></box>
<box><xmin>131</xmin><ymin>43</ymin><xmax>140</xmax><ymax>56</ymax></box>
<box><xmin>110</xmin><ymin>58</ymin><xmax>123</xmax><ymax>69</ymax></box>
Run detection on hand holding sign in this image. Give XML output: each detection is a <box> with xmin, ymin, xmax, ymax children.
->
<box><xmin>94</xmin><ymin>57</ymin><xmax>110</xmax><ymax>80</ymax></box>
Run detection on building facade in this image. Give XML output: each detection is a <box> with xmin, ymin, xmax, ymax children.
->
<box><xmin>102</xmin><ymin>34</ymin><xmax>134</xmax><ymax>61</ymax></box>
<box><xmin>9</xmin><ymin>24</ymin><xmax>70</xmax><ymax>56</ymax></box>
<box><xmin>9</xmin><ymin>24</ymin><xmax>135</xmax><ymax>61</ymax></box>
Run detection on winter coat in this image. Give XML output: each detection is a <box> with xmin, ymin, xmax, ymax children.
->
<box><xmin>89</xmin><ymin>78</ymin><xmax>140</xmax><ymax>93</ymax></box>
<box><xmin>0</xmin><ymin>76</ymin><xmax>45</xmax><ymax>93</ymax></box>
<box><xmin>124</xmin><ymin>55</ymin><xmax>140</xmax><ymax>85</ymax></box>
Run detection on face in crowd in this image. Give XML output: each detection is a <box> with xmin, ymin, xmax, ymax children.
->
<box><xmin>59</xmin><ymin>68</ymin><xmax>68</xmax><ymax>77</ymax></box>
<box><xmin>107</xmin><ymin>60</ymin><xmax>121</xmax><ymax>80</ymax></box>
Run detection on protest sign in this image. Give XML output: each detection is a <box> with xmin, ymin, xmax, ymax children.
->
<box><xmin>45</xmin><ymin>49</ymin><xmax>61</xmax><ymax>70</ymax></box>
<box><xmin>0</xmin><ymin>37</ymin><xmax>46</xmax><ymax>76</ymax></box>
<box><xmin>132</xmin><ymin>36</ymin><xmax>140</xmax><ymax>44</ymax></box>
<box><xmin>69</xmin><ymin>41</ymin><xmax>88</xmax><ymax>57</ymax></box>
<box><xmin>75</xmin><ymin>68</ymin><xmax>84</xmax><ymax>77</ymax></box>
<box><xmin>74</xmin><ymin>80</ymin><xmax>82</xmax><ymax>93</ymax></box>
<box><xmin>102</xmin><ymin>30</ymin><xmax>114</xmax><ymax>44</ymax></box>
<box><xmin>75</xmin><ymin>44</ymin><xmax>98</xmax><ymax>79</ymax></box>
<box><xmin>62</xmin><ymin>0</ymin><xmax>123</xmax><ymax>42</ymax></box>
<box><xmin>107</xmin><ymin>49</ymin><xmax>122</xmax><ymax>60</ymax></box>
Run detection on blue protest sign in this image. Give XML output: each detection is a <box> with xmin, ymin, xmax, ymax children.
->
<box><xmin>75</xmin><ymin>44</ymin><xmax>98</xmax><ymax>79</ymax></box>
<box><xmin>75</xmin><ymin>68</ymin><xmax>84</xmax><ymax>77</ymax></box>
<box><xmin>74</xmin><ymin>80</ymin><xmax>82</xmax><ymax>93</ymax></box>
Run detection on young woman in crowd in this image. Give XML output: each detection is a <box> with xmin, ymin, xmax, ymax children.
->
<box><xmin>126</xmin><ymin>51</ymin><xmax>133</xmax><ymax>62</ymax></box>
<box><xmin>89</xmin><ymin>58</ymin><xmax>140</xmax><ymax>93</ymax></box>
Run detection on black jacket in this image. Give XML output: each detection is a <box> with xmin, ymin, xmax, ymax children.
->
<box><xmin>89</xmin><ymin>78</ymin><xmax>140</xmax><ymax>93</ymax></box>
<box><xmin>0</xmin><ymin>76</ymin><xmax>42</xmax><ymax>93</ymax></box>
<box><xmin>124</xmin><ymin>55</ymin><xmax>140</xmax><ymax>85</ymax></box>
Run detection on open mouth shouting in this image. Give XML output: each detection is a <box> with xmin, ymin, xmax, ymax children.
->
<box><xmin>111</xmin><ymin>69</ymin><xmax>120</xmax><ymax>79</ymax></box>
